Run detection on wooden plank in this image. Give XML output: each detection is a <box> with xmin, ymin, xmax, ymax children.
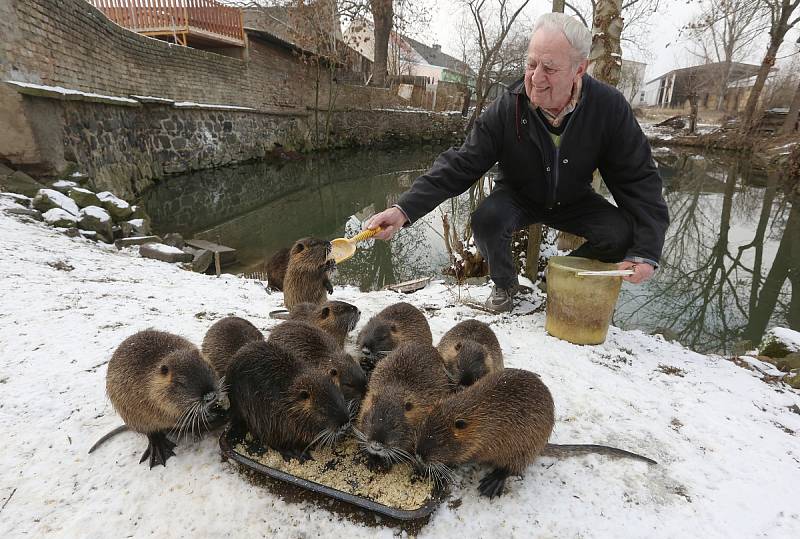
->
<box><xmin>382</xmin><ymin>277</ymin><xmax>432</xmax><ymax>294</ymax></box>
<box><xmin>185</xmin><ymin>239</ymin><xmax>238</xmax><ymax>266</ymax></box>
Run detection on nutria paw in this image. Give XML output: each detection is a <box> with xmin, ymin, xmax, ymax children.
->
<box><xmin>364</xmin><ymin>453</ymin><xmax>391</xmax><ymax>472</ymax></box>
<box><xmin>324</xmin><ymin>279</ymin><xmax>334</xmax><ymax>294</ymax></box>
<box><xmin>279</xmin><ymin>448</ymin><xmax>312</xmax><ymax>464</ymax></box>
<box><xmin>140</xmin><ymin>432</ymin><xmax>177</xmax><ymax>469</ymax></box>
<box><xmin>478</xmin><ymin>468</ymin><xmax>510</xmax><ymax>498</ymax></box>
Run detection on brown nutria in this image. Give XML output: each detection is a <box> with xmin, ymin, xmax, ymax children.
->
<box><xmin>100</xmin><ymin>329</ymin><xmax>225</xmax><ymax>468</ymax></box>
<box><xmin>283</xmin><ymin>237</ymin><xmax>335</xmax><ymax>310</ymax></box>
<box><xmin>268</xmin><ymin>320</ymin><xmax>367</xmax><ymax>405</ymax></box>
<box><xmin>265</xmin><ymin>247</ymin><xmax>290</xmax><ymax>291</ymax></box>
<box><xmin>227</xmin><ymin>340</ymin><xmax>351</xmax><ymax>461</ymax></box>
<box><xmin>414</xmin><ymin>368</ymin><xmax>656</xmax><ymax>497</ymax></box>
<box><xmin>355</xmin><ymin>343</ymin><xmax>452</xmax><ymax>468</ymax></box>
<box><xmin>436</xmin><ymin>319</ymin><xmax>503</xmax><ymax>387</ymax></box>
<box><xmin>201</xmin><ymin>316</ymin><xmax>264</xmax><ymax>378</ymax></box>
<box><xmin>356</xmin><ymin>302</ymin><xmax>433</xmax><ymax>371</ymax></box>
<box><xmin>287</xmin><ymin>301</ymin><xmax>360</xmax><ymax>347</ymax></box>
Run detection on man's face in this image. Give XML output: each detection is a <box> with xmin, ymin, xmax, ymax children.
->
<box><xmin>524</xmin><ymin>28</ymin><xmax>587</xmax><ymax>111</ymax></box>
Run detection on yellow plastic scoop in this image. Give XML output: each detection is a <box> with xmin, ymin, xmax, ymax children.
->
<box><xmin>330</xmin><ymin>227</ymin><xmax>382</xmax><ymax>263</ymax></box>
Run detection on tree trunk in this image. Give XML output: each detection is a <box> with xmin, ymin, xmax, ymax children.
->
<box><xmin>781</xmin><ymin>76</ymin><xmax>800</xmax><ymax>134</ymax></box>
<box><xmin>688</xmin><ymin>93</ymin><xmax>699</xmax><ymax>134</ymax></box>
<box><xmin>525</xmin><ymin>225</ymin><xmax>542</xmax><ymax>280</ymax></box>
<box><xmin>741</xmin><ymin>40</ymin><xmax>781</xmax><ymax>132</ymax></box>
<box><xmin>588</xmin><ymin>0</ymin><xmax>623</xmax><ymax>87</ymax></box>
<box><xmin>369</xmin><ymin>0</ymin><xmax>393</xmax><ymax>87</ymax></box>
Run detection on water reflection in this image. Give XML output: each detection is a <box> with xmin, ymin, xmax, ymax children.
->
<box><xmin>614</xmin><ymin>150</ymin><xmax>797</xmax><ymax>354</ymax></box>
<box><xmin>142</xmin><ymin>145</ymin><xmax>798</xmax><ymax>355</ymax></box>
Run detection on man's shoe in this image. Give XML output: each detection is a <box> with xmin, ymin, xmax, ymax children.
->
<box><xmin>484</xmin><ymin>285</ymin><xmax>515</xmax><ymax>312</ymax></box>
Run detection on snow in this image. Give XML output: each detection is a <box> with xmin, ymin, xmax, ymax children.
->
<box><xmin>141</xmin><ymin>242</ymin><xmax>185</xmax><ymax>255</ymax></box>
<box><xmin>79</xmin><ymin>206</ymin><xmax>111</xmax><ymax>223</ymax></box>
<box><xmin>41</xmin><ymin>208</ymin><xmax>77</xmax><ymax>225</ymax></box>
<box><xmin>5</xmin><ymin>80</ymin><xmax>140</xmax><ymax>105</ymax></box>
<box><xmin>37</xmin><ymin>189</ymin><xmax>79</xmax><ymax>216</ymax></box>
<box><xmin>52</xmin><ymin>180</ymin><xmax>78</xmax><ymax>190</ymax></box>
<box><xmin>1</xmin><ymin>206</ymin><xmax>799</xmax><ymax>538</ymax></box>
<box><xmin>127</xmin><ymin>218</ymin><xmax>144</xmax><ymax>228</ymax></box>
<box><xmin>70</xmin><ymin>187</ymin><xmax>93</xmax><ymax>195</ymax></box>
<box><xmin>769</xmin><ymin>328</ymin><xmax>800</xmax><ymax>353</ymax></box>
<box><xmin>96</xmin><ymin>191</ymin><xmax>129</xmax><ymax>210</ymax></box>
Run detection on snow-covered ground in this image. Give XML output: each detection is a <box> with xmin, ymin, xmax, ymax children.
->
<box><xmin>1</xmin><ymin>201</ymin><xmax>799</xmax><ymax>538</ymax></box>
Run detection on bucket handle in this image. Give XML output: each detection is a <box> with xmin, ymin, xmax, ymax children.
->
<box><xmin>576</xmin><ymin>269</ymin><xmax>635</xmax><ymax>277</ymax></box>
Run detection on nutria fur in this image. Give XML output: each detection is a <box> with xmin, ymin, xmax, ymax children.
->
<box><xmin>437</xmin><ymin>320</ymin><xmax>503</xmax><ymax>387</ymax></box>
<box><xmin>356</xmin><ymin>343</ymin><xmax>452</xmax><ymax>467</ymax></box>
<box><xmin>288</xmin><ymin>301</ymin><xmax>361</xmax><ymax>347</ymax></box>
<box><xmin>227</xmin><ymin>340</ymin><xmax>351</xmax><ymax>461</ymax></box>
<box><xmin>356</xmin><ymin>302</ymin><xmax>433</xmax><ymax>371</ymax></box>
<box><xmin>415</xmin><ymin>368</ymin><xmax>656</xmax><ymax>497</ymax></box>
<box><xmin>265</xmin><ymin>247</ymin><xmax>290</xmax><ymax>291</ymax></box>
<box><xmin>202</xmin><ymin>316</ymin><xmax>264</xmax><ymax>378</ymax></box>
<box><xmin>268</xmin><ymin>320</ymin><xmax>367</xmax><ymax>404</ymax></box>
<box><xmin>104</xmin><ymin>329</ymin><xmax>224</xmax><ymax>468</ymax></box>
<box><xmin>283</xmin><ymin>237</ymin><xmax>334</xmax><ymax>310</ymax></box>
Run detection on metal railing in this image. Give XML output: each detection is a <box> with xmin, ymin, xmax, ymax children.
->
<box><xmin>88</xmin><ymin>0</ymin><xmax>244</xmax><ymax>44</ymax></box>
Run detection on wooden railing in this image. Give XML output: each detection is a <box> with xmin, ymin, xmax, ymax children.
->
<box><xmin>88</xmin><ymin>0</ymin><xmax>244</xmax><ymax>44</ymax></box>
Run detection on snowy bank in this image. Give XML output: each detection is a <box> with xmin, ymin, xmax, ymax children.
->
<box><xmin>0</xmin><ymin>203</ymin><xmax>799</xmax><ymax>538</ymax></box>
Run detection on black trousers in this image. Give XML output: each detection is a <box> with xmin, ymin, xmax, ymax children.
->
<box><xmin>470</xmin><ymin>188</ymin><xmax>634</xmax><ymax>290</ymax></box>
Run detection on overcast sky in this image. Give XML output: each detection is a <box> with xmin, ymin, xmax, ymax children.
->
<box><xmin>422</xmin><ymin>0</ymin><xmax>799</xmax><ymax>82</ymax></box>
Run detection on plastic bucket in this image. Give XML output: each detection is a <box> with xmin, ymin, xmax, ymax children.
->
<box><xmin>544</xmin><ymin>256</ymin><xmax>623</xmax><ymax>345</ymax></box>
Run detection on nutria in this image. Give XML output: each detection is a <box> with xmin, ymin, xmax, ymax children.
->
<box><xmin>437</xmin><ymin>319</ymin><xmax>503</xmax><ymax>387</ymax></box>
<box><xmin>355</xmin><ymin>343</ymin><xmax>452</xmax><ymax>468</ymax></box>
<box><xmin>283</xmin><ymin>237</ymin><xmax>335</xmax><ymax>310</ymax></box>
<box><xmin>227</xmin><ymin>340</ymin><xmax>351</xmax><ymax>461</ymax></box>
<box><xmin>356</xmin><ymin>302</ymin><xmax>433</xmax><ymax>371</ymax></box>
<box><xmin>415</xmin><ymin>368</ymin><xmax>656</xmax><ymax>497</ymax></box>
<box><xmin>99</xmin><ymin>329</ymin><xmax>225</xmax><ymax>468</ymax></box>
<box><xmin>201</xmin><ymin>316</ymin><xmax>264</xmax><ymax>378</ymax></box>
<box><xmin>265</xmin><ymin>247</ymin><xmax>290</xmax><ymax>291</ymax></box>
<box><xmin>268</xmin><ymin>320</ymin><xmax>367</xmax><ymax>404</ymax></box>
<box><xmin>288</xmin><ymin>301</ymin><xmax>360</xmax><ymax>347</ymax></box>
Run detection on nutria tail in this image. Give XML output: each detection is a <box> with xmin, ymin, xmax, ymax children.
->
<box><xmin>88</xmin><ymin>424</ymin><xmax>130</xmax><ymax>454</ymax></box>
<box><xmin>542</xmin><ymin>443</ymin><xmax>657</xmax><ymax>465</ymax></box>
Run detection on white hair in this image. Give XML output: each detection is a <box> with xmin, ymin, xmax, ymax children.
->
<box><xmin>532</xmin><ymin>12</ymin><xmax>592</xmax><ymax>63</ymax></box>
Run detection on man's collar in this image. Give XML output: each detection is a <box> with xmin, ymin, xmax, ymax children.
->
<box><xmin>530</xmin><ymin>76</ymin><xmax>583</xmax><ymax>128</ymax></box>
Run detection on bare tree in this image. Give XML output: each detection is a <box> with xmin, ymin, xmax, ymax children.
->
<box><xmin>683</xmin><ymin>0</ymin><xmax>766</xmax><ymax>112</ymax></box>
<box><xmin>461</xmin><ymin>0</ymin><xmax>533</xmax><ymax>133</ymax></box>
<box><xmin>565</xmin><ymin>0</ymin><xmax>664</xmax><ymax>58</ymax></box>
<box><xmin>588</xmin><ymin>0</ymin><xmax>623</xmax><ymax>85</ymax></box>
<box><xmin>741</xmin><ymin>0</ymin><xmax>800</xmax><ymax>132</ymax></box>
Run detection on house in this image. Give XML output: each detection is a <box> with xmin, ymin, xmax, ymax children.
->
<box><xmin>344</xmin><ymin>22</ymin><xmax>476</xmax><ymax>87</ymax></box>
<box><xmin>641</xmin><ymin>62</ymin><xmax>763</xmax><ymax>111</ymax></box>
<box><xmin>618</xmin><ymin>59</ymin><xmax>647</xmax><ymax>106</ymax></box>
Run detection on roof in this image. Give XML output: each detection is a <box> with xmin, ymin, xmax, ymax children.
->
<box><xmin>402</xmin><ymin>36</ymin><xmax>475</xmax><ymax>77</ymax></box>
<box><xmin>645</xmin><ymin>61</ymin><xmax>762</xmax><ymax>85</ymax></box>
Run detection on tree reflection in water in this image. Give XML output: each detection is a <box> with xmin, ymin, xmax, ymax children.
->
<box><xmin>614</xmin><ymin>151</ymin><xmax>797</xmax><ymax>354</ymax></box>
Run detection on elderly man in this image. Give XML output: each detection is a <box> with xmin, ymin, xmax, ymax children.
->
<box><xmin>366</xmin><ymin>12</ymin><xmax>669</xmax><ymax>312</ymax></box>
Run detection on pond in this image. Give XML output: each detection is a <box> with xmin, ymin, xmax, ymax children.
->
<box><xmin>142</xmin><ymin>144</ymin><xmax>798</xmax><ymax>355</ymax></box>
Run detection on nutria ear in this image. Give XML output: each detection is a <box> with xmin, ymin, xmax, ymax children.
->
<box><xmin>329</xmin><ymin>367</ymin><xmax>338</xmax><ymax>377</ymax></box>
<box><xmin>404</xmin><ymin>401</ymin><xmax>414</xmax><ymax>412</ymax></box>
<box><xmin>292</xmin><ymin>242</ymin><xmax>305</xmax><ymax>255</ymax></box>
<box><xmin>320</xmin><ymin>306</ymin><xmax>330</xmax><ymax>319</ymax></box>
<box><xmin>454</xmin><ymin>419</ymin><xmax>467</xmax><ymax>429</ymax></box>
<box><xmin>159</xmin><ymin>365</ymin><xmax>169</xmax><ymax>376</ymax></box>
<box><xmin>390</xmin><ymin>323</ymin><xmax>398</xmax><ymax>333</ymax></box>
<box><xmin>455</xmin><ymin>342</ymin><xmax>462</xmax><ymax>351</ymax></box>
<box><xmin>298</xmin><ymin>390</ymin><xmax>310</xmax><ymax>400</ymax></box>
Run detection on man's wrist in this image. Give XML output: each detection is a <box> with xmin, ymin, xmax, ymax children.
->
<box><xmin>624</xmin><ymin>256</ymin><xmax>658</xmax><ymax>269</ymax></box>
<box><xmin>391</xmin><ymin>204</ymin><xmax>411</xmax><ymax>226</ymax></box>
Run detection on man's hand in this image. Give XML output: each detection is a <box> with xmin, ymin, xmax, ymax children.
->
<box><xmin>618</xmin><ymin>260</ymin><xmax>654</xmax><ymax>284</ymax></box>
<box><xmin>365</xmin><ymin>207</ymin><xmax>408</xmax><ymax>241</ymax></box>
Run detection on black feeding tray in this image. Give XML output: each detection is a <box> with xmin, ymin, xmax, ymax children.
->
<box><xmin>219</xmin><ymin>428</ymin><xmax>446</xmax><ymax>521</ymax></box>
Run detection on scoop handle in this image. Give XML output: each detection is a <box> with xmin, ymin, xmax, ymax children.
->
<box><xmin>350</xmin><ymin>226</ymin><xmax>381</xmax><ymax>243</ymax></box>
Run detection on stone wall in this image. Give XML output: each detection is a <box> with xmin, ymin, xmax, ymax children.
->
<box><xmin>0</xmin><ymin>0</ymin><xmax>465</xmax><ymax>197</ymax></box>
